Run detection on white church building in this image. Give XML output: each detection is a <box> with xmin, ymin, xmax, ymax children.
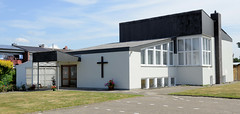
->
<box><xmin>16</xmin><ymin>10</ymin><xmax>233</xmax><ymax>90</ymax></box>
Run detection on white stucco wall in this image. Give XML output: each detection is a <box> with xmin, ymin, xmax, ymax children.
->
<box><xmin>176</xmin><ymin>66</ymin><xmax>203</xmax><ymax>85</ymax></box>
<box><xmin>76</xmin><ymin>51</ymin><xmax>130</xmax><ymax>89</ymax></box>
<box><xmin>222</xmin><ymin>40</ymin><xmax>233</xmax><ymax>82</ymax></box>
<box><xmin>129</xmin><ymin>51</ymin><xmax>177</xmax><ymax>89</ymax></box>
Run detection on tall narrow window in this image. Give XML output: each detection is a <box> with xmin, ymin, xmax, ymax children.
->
<box><xmin>169</xmin><ymin>42</ymin><xmax>174</xmax><ymax>65</ymax></box>
<box><xmin>155</xmin><ymin>45</ymin><xmax>161</xmax><ymax>65</ymax></box>
<box><xmin>178</xmin><ymin>39</ymin><xmax>184</xmax><ymax>51</ymax></box>
<box><xmin>202</xmin><ymin>38</ymin><xmax>211</xmax><ymax>65</ymax></box>
<box><xmin>178</xmin><ymin>39</ymin><xmax>184</xmax><ymax>65</ymax></box>
<box><xmin>178</xmin><ymin>53</ymin><xmax>184</xmax><ymax>65</ymax></box>
<box><xmin>141</xmin><ymin>49</ymin><xmax>145</xmax><ymax>64</ymax></box>
<box><xmin>192</xmin><ymin>38</ymin><xmax>200</xmax><ymax>65</ymax></box>
<box><xmin>185</xmin><ymin>39</ymin><xmax>191</xmax><ymax>51</ymax></box>
<box><xmin>148</xmin><ymin>47</ymin><xmax>154</xmax><ymax>64</ymax></box>
<box><xmin>163</xmin><ymin>44</ymin><xmax>168</xmax><ymax>65</ymax></box>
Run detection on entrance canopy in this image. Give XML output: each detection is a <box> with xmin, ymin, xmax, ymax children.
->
<box><xmin>32</xmin><ymin>51</ymin><xmax>80</xmax><ymax>90</ymax></box>
<box><xmin>33</xmin><ymin>51</ymin><xmax>81</xmax><ymax>62</ymax></box>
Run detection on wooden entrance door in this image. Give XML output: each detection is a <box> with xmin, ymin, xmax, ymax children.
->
<box><xmin>61</xmin><ymin>65</ymin><xmax>77</xmax><ymax>87</ymax></box>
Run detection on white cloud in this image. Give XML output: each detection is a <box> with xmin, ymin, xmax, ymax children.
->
<box><xmin>15</xmin><ymin>38</ymin><xmax>30</xmax><ymax>43</ymax></box>
<box><xmin>62</xmin><ymin>0</ymin><xmax>98</xmax><ymax>5</ymax></box>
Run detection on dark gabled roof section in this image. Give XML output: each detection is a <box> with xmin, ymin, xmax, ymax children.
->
<box><xmin>13</xmin><ymin>45</ymin><xmax>50</xmax><ymax>52</ymax></box>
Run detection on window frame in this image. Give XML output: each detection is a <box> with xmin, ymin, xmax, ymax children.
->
<box><xmin>177</xmin><ymin>37</ymin><xmax>201</xmax><ymax>66</ymax></box>
<box><xmin>140</xmin><ymin>41</ymin><xmax>174</xmax><ymax>67</ymax></box>
<box><xmin>202</xmin><ymin>37</ymin><xmax>212</xmax><ymax>66</ymax></box>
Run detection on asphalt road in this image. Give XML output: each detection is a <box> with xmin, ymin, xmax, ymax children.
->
<box><xmin>38</xmin><ymin>86</ymin><xmax>240</xmax><ymax>114</ymax></box>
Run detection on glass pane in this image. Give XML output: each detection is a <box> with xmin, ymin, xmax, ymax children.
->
<box><xmin>70</xmin><ymin>80</ymin><xmax>77</xmax><ymax>86</ymax></box>
<box><xmin>141</xmin><ymin>79</ymin><xmax>146</xmax><ymax>89</ymax></box>
<box><xmin>170</xmin><ymin>52</ymin><xmax>173</xmax><ymax>65</ymax></box>
<box><xmin>206</xmin><ymin>52</ymin><xmax>211</xmax><ymax>65</ymax></box>
<box><xmin>157</xmin><ymin>78</ymin><xmax>162</xmax><ymax>87</ymax></box>
<box><xmin>193</xmin><ymin>38</ymin><xmax>199</xmax><ymax>50</ymax></box>
<box><xmin>178</xmin><ymin>40</ymin><xmax>184</xmax><ymax>51</ymax></box>
<box><xmin>71</xmin><ymin>66</ymin><xmax>77</xmax><ymax>79</ymax></box>
<box><xmin>178</xmin><ymin>53</ymin><xmax>184</xmax><ymax>65</ymax></box>
<box><xmin>169</xmin><ymin>42</ymin><xmax>174</xmax><ymax>51</ymax></box>
<box><xmin>193</xmin><ymin>52</ymin><xmax>199</xmax><ymax>65</ymax></box>
<box><xmin>208</xmin><ymin>52</ymin><xmax>211</xmax><ymax>65</ymax></box>
<box><xmin>171</xmin><ymin>78</ymin><xmax>175</xmax><ymax>86</ymax></box>
<box><xmin>149</xmin><ymin>79</ymin><xmax>154</xmax><ymax>88</ymax></box>
<box><xmin>163</xmin><ymin>44</ymin><xmax>167</xmax><ymax>50</ymax></box>
<box><xmin>185</xmin><ymin>52</ymin><xmax>191</xmax><ymax>65</ymax></box>
<box><xmin>164</xmin><ymin>78</ymin><xmax>168</xmax><ymax>86</ymax></box>
<box><xmin>63</xmin><ymin>80</ymin><xmax>69</xmax><ymax>85</ymax></box>
<box><xmin>203</xmin><ymin>38</ymin><xmax>206</xmax><ymax>50</ymax></box>
<box><xmin>185</xmin><ymin>39</ymin><xmax>191</xmax><ymax>51</ymax></box>
<box><xmin>141</xmin><ymin>50</ymin><xmax>145</xmax><ymax>64</ymax></box>
<box><xmin>156</xmin><ymin>51</ymin><xmax>161</xmax><ymax>65</ymax></box>
<box><xmin>63</xmin><ymin>67</ymin><xmax>68</xmax><ymax>78</ymax></box>
<box><xmin>203</xmin><ymin>52</ymin><xmax>206</xmax><ymax>64</ymax></box>
<box><xmin>163</xmin><ymin>52</ymin><xmax>167</xmax><ymax>65</ymax></box>
<box><xmin>207</xmin><ymin>39</ymin><xmax>211</xmax><ymax>51</ymax></box>
<box><xmin>156</xmin><ymin>45</ymin><xmax>161</xmax><ymax>50</ymax></box>
<box><xmin>148</xmin><ymin>50</ymin><xmax>153</xmax><ymax>64</ymax></box>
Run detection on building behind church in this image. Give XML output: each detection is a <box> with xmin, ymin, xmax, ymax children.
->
<box><xmin>16</xmin><ymin>9</ymin><xmax>233</xmax><ymax>90</ymax></box>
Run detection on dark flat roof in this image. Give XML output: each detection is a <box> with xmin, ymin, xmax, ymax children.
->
<box><xmin>33</xmin><ymin>51</ymin><xmax>80</xmax><ymax>62</ymax></box>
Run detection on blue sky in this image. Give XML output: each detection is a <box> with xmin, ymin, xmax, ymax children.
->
<box><xmin>0</xmin><ymin>0</ymin><xmax>240</xmax><ymax>57</ymax></box>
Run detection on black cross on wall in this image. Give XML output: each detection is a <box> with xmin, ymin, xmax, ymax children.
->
<box><xmin>97</xmin><ymin>56</ymin><xmax>108</xmax><ymax>78</ymax></box>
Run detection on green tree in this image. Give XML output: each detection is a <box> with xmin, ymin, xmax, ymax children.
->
<box><xmin>233</xmin><ymin>58</ymin><xmax>240</xmax><ymax>62</ymax></box>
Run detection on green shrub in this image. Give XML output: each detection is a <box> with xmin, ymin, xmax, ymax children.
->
<box><xmin>0</xmin><ymin>60</ymin><xmax>14</xmax><ymax>92</ymax></box>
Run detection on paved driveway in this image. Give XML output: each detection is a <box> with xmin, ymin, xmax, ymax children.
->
<box><xmin>40</xmin><ymin>86</ymin><xmax>240</xmax><ymax>114</ymax></box>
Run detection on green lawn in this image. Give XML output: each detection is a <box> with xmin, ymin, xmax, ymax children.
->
<box><xmin>169</xmin><ymin>82</ymin><xmax>240</xmax><ymax>99</ymax></box>
<box><xmin>0</xmin><ymin>91</ymin><xmax>141</xmax><ymax>114</ymax></box>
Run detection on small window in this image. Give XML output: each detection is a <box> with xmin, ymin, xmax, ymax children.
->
<box><xmin>156</xmin><ymin>51</ymin><xmax>161</xmax><ymax>65</ymax></box>
<box><xmin>185</xmin><ymin>39</ymin><xmax>191</xmax><ymax>51</ymax></box>
<box><xmin>185</xmin><ymin>52</ymin><xmax>191</xmax><ymax>65</ymax></box>
<box><xmin>169</xmin><ymin>53</ymin><xmax>173</xmax><ymax>65</ymax></box>
<box><xmin>148</xmin><ymin>50</ymin><xmax>153</xmax><ymax>64</ymax></box>
<box><xmin>193</xmin><ymin>38</ymin><xmax>199</xmax><ymax>50</ymax></box>
<box><xmin>163</xmin><ymin>44</ymin><xmax>167</xmax><ymax>50</ymax></box>
<box><xmin>178</xmin><ymin>39</ymin><xmax>184</xmax><ymax>51</ymax></box>
<box><xmin>178</xmin><ymin>53</ymin><xmax>184</xmax><ymax>65</ymax></box>
<box><xmin>141</xmin><ymin>49</ymin><xmax>145</xmax><ymax>64</ymax></box>
<box><xmin>169</xmin><ymin>42</ymin><xmax>174</xmax><ymax>51</ymax></box>
<box><xmin>193</xmin><ymin>52</ymin><xmax>199</xmax><ymax>65</ymax></box>
<box><xmin>163</xmin><ymin>52</ymin><xmax>167</xmax><ymax>65</ymax></box>
<box><xmin>156</xmin><ymin>45</ymin><xmax>161</xmax><ymax>50</ymax></box>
